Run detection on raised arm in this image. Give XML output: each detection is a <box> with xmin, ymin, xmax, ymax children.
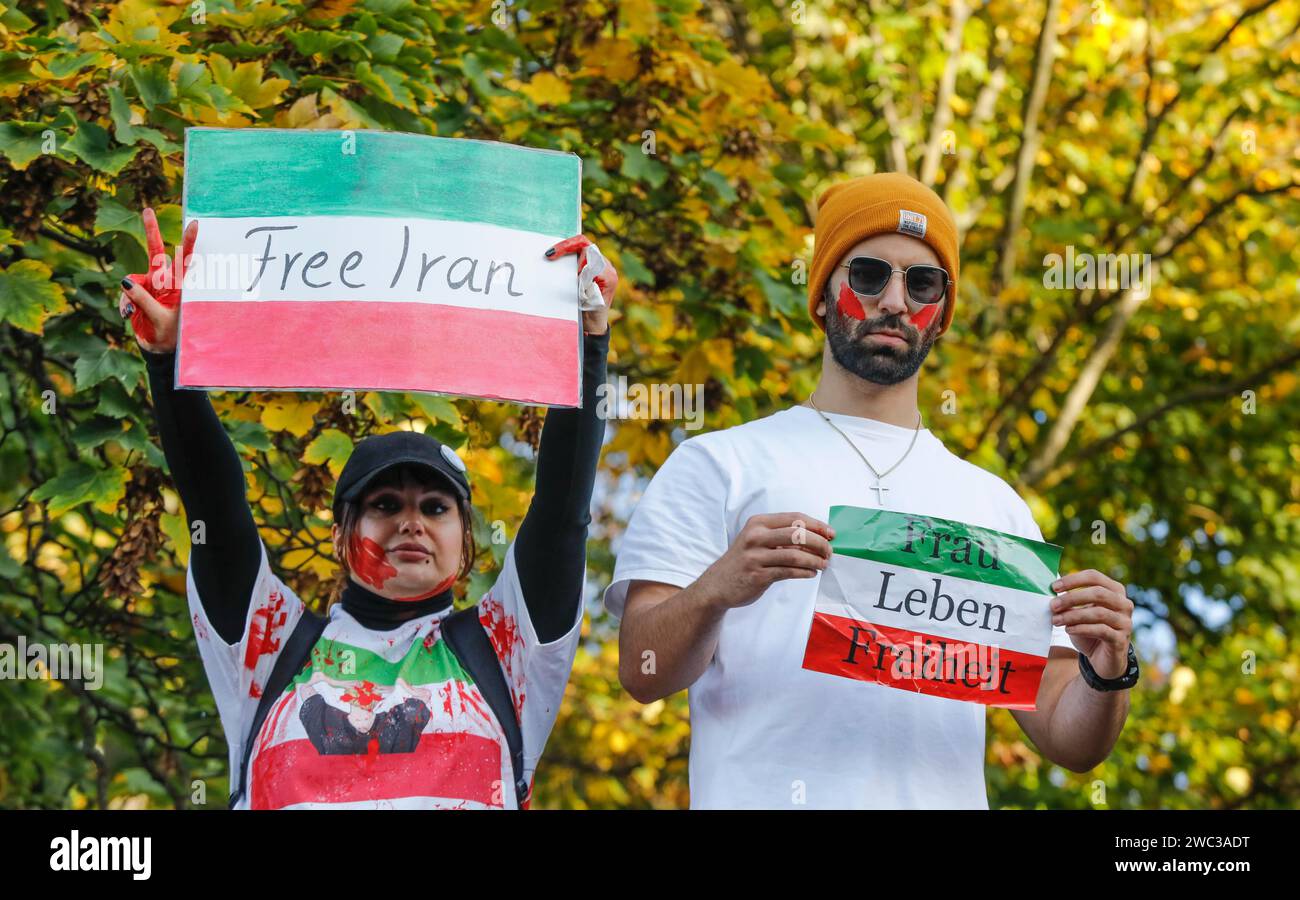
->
<box><xmin>121</xmin><ymin>208</ymin><xmax>261</xmax><ymax>644</ymax></box>
<box><xmin>142</xmin><ymin>351</ymin><xmax>261</xmax><ymax>644</ymax></box>
<box><xmin>513</xmin><ymin>234</ymin><xmax>617</xmax><ymax>643</ymax></box>
<box><xmin>514</xmin><ymin>329</ymin><xmax>610</xmax><ymax>642</ymax></box>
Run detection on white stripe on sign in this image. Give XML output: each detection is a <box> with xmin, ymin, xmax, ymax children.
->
<box><xmin>181</xmin><ymin>215</ymin><xmax>576</xmax><ymax>321</ymax></box>
<box><xmin>816</xmin><ymin>552</ymin><xmax>1055</xmax><ymax>658</ymax></box>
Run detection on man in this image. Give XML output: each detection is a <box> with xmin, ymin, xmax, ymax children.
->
<box><xmin>605</xmin><ymin>173</ymin><xmax>1136</xmax><ymax>809</ymax></box>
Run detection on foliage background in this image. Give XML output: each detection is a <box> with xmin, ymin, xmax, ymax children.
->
<box><xmin>0</xmin><ymin>0</ymin><xmax>1296</xmax><ymax>809</ymax></box>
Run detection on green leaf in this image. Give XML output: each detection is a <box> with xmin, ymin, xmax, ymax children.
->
<box><xmin>71</xmin><ymin>417</ymin><xmax>127</xmax><ymax>449</ymax></box>
<box><xmin>31</xmin><ymin>464</ymin><xmax>129</xmax><ymax>516</ymax></box>
<box><xmin>460</xmin><ymin>54</ymin><xmax>502</xmax><ymax>98</ymax></box>
<box><xmin>410</xmin><ymin>394</ymin><xmax>462</xmax><ymax>426</ymax></box>
<box><xmin>0</xmin><ymin>546</ymin><xmax>20</xmax><ymax>580</ymax></box>
<box><xmin>618</xmin><ymin>249</ymin><xmax>653</xmax><ymax>286</ymax></box>
<box><xmin>64</xmin><ymin>120</ymin><xmax>139</xmax><ymax>175</ymax></box>
<box><xmin>365</xmin><ymin>33</ymin><xmax>405</xmax><ymax>63</ymax></box>
<box><xmin>74</xmin><ymin>344</ymin><xmax>144</xmax><ymax>392</ymax></box>
<box><xmin>129</xmin><ymin>62</ymin><xmax>177</xmax><ymax>109</ymax></box>
<box><xmin>0</xmin><ymin>259</ymin><xmax>69</xmax><ymax>333</ymax></box>
<box><xmin>106</xmin><ymin>84</ymin><xmax>180</xmax><ymax>153</ymax></box>
<box><xmin>287</xmin><ymin>30</ymin><xmax>350</xmax><ymax>57</ymax></box>
<box><xmin>701</xmin><ymin>169</ymin><xmax>738</xmax><ymax>204</ymax></box>
<box><xmin>0</xmin><ymin>121</ymin><xmax>59</xmax><ymax>169</ymax></box>
<box><xmin>620</xmin><ymin>145</ymin><xmax>669</xmax><ymax>188</ymax></box>
<box><xmin>225</xmin><ymin>419</ymin><xmax>272</xmax><ymax>452</ymax></box>
<box><xmin>159</xmin><ymin>511</ymin><xmax>191</xmax><ymax>566</ymax></box>
<box><xmin>46</xmin><ymin>50</ymin><xmax>101</xmax><ymax>78</ymax></box>
<box><xmin>303</xmin><ymin>428</ymin><xmax>355</xmax><ymax>477</ymax></box>
<box><xmin>751</xmin><ymin>265</ymin><xmax>800</xmax><ymax>317</ymax></box>
<box><xmin>94</xmin><ymin>198</ymin><xmax>182</xmax><ymax>250</ymax></box>
<box><xmin>94</xmin><ymin>379</ymin><xmax>139</xmax><ymax>419</ymax></box>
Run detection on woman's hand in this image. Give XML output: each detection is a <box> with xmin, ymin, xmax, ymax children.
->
<box><xmin>118</xmin><ymin>207</ymin><xmax>198</xmax><ymax>353</ymax></box>
<box><xmin>544</xmin><ymin>234</ymin><xmax>618</xmax><ymax>335</ymax></box>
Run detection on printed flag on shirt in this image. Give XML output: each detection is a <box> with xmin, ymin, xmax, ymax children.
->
<box><xmin>176</xmin><ymin>128</ymin><xmax>583</xmax><ymax>406</ymax></box>
<box><xmin>802</xmin><ymin>506</ymin><xmax>1064</xmax><ymax>710</ymax></box>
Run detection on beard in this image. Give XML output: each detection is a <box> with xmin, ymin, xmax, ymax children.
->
<box><xmin>824</xmin><ymin>299</ymin><xmax>941</xmax><ymax>386</ymax></box>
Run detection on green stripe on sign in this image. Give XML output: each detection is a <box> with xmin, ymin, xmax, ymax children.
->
<box><xmin>827</xmin><ymin>505</ymin><xmax>1062</xmax><ymax>596</ymax></box>
<box><xmin>183</xmin><ymin>128</ymin><xmax>580</xmax><ymax>236</ymax></box>
<box><xmin>284</xmin><ymin>634</ymin><xmax>470</xmax><ymax>696</ymax></box>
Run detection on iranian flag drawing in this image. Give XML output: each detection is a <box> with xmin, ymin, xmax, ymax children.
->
<box><xmin>802</xmin><ymin>505</ymin><xmax>1064</xmax><ymax>710</ymax></box>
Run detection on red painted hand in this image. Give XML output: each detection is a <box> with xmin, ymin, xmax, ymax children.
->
<box><xmin>118</xmin><ymin>207</ymin><xmax>198</xmax><ymax>351</ymax></box>
<box><xmin>545</xmin><ymin>234</ymin><xmax>618</xmax><ymax>335</ymax></box>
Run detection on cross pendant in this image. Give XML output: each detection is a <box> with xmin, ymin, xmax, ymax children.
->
<box><xmin>869</xmin><ymin>481</ymin><xmax>889</xmax><ymax>505</ymax></box>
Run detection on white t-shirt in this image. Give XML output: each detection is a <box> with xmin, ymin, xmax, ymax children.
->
<box><xmin>190</xmin><ymin>540</ymin><xmax>580</xmax><ymax>809</ymax></box>
<box><xmin>605</xmin><ymin>404</ymin><xmax>1076</xmax><ymax>810</ymax></box>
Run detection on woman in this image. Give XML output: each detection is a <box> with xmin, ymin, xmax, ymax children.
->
<box><xmin>120</xmin><ymin>206</ymin><xmax>616</xmax><ymax>809</ymax></box>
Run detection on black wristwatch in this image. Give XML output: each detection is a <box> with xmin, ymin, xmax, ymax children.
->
<box><xmin>1078</xmin><ymin>642</ymin><xmax>1140</xmax><ymax>691</ymax></box>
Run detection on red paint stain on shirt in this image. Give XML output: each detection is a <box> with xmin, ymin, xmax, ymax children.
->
<box><xmin>192</xmin><ymin>612</ymin><xmax>208</xmax><ymax>641</ymax></box>
<box><xmin>456</xmin><ymin>679</ymin><xmax>493</xmax><ymax>725</ymax></box>
<box><xmin>340</xmin><ymin>680</ymin><xmax>383</xmax><ymax>709</ymax></box>
<box><xmin>479</xmin><ymin>596</ymin><xmax>526</xmax><ymax>719</ymax></box>
<box><xmin>838</xmin><ymin>282</ymin><xmax>866</xmax><ymax>320</ymax></box>
<box><xmin>244</xmin><ymin>590</ymin><xmax>288</xmax><ymax>670</ymax></box>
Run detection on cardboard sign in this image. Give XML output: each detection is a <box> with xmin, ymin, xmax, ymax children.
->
<box><xmin>176</xmin><ymin>127</ymin><xmax>583</xmax><ymax>406</ymax></box>
<box><xmin>802</xmin><ymin>506</ymin><xmax>1064</xmax><ymax>710</ymax></box>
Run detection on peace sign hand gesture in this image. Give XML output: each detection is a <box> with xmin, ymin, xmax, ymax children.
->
<box><xmin>118</xmin><ymin>206</ymin><xmax>198</xmax><ymax>353</ymax></box>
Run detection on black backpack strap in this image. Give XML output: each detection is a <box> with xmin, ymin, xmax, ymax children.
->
<box><xmin>228</xmin><ymin>609</ymin><xmax>327</xmax><ymax>809</ymax></box>
<box><xmin>442</xmin><ymin>606</ymin><xmax>527</xmax><ymax>808</ymax></box>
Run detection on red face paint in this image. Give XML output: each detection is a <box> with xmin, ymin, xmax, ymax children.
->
<box><xmin>837</xmin><ymin>281</ymin><xmax>866</xmax><ymax>320</ymax></box>
<box><xmin>350</xmin><ymin>536</ymin><xmax>398</xmax><ymax>590</ymax></box>
<box><xmin>908</xmin><ymin>300</ymin><xmax>940</xmax><ymax>331</ymax></box>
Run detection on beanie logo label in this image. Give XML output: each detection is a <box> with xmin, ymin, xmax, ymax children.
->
<box><xmin>898</xmin><ymin>209</ymin><xmax>927</xmax><ymax>238</ymax></box>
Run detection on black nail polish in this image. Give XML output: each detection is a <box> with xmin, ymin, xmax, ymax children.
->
<box><xmin>544</xmin><ymin>248</ymin><xmax>555</xmax><ymax>257</ymax></box>
<box><xmin>120</xmin><ymin>277</ymin><xmax>134</xmax><ymax>290</ymax></box>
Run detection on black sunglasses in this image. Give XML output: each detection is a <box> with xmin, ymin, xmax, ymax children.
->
<box><xmin>840</xmin><ymin>257</ymin><xmax>949</xmax><ymax>305</ymax></box>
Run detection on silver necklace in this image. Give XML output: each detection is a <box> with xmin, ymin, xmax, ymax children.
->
<box><xmin>806</xmin><ymin>392</ymin><xmax>922</xmax><ymax>506</ymax></box>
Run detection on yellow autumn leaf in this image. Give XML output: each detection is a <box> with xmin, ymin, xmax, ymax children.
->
<box><xmin>622</xmin><ymin>0</ymin><xmax>659</xmax><ymax>36</ymax></box>
<box><xmin>519</xmin><ymin>72</ymin><xmax>571</xmax><ymax>106</ymax></box>
<box><xmin>260</xmin><ymin>399</ymin><xmax>321</xmax><ymax>437</ymax></box>
<box><xmin>710</xmin><ymin>58</ymin><xmax>766</xmax><ymax>101</ymax></box>
<box><xmin>210</xmin><ymin>57</ymin><xmax>290</xmax><ymax>111</ymax></box>
<box><xmin>589</xmin><ymin>37</ymin><xmax>640</xmax><ymax>81</ymax></box>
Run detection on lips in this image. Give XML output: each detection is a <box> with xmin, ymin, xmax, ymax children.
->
<box><xmin>869</xmin><ymin>329</ymin><xmax>909</xmax><ymax>340</ymax></box>
<box><xmin>389</xmin><ymin>542</ymin><xmax>431</xmax><ymax>559</ymax></box>
<box><xmin>867</xmin><ymin>330</ymin><xmax>909</xmax><ymax>347</ymax></box>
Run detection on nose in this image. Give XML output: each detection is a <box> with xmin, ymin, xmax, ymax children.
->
<box><xmin>874</xmin><ymin>270</ymin><xmax>910</xmax><ymax>318</ymax></box>
<box><xmin>397</xmin><ymin>511</ymin><xmax>426</xmax><ymax>536</ymax></box>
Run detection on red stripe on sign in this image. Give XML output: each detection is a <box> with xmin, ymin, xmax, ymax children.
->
<box><xmin>250</xmin><ymin>731</ymin><xmax>504</xmax><ymax>809</ymax></box>
<box><xmin>802</xmin><ymin>610</ymin><xmax>1047</xmax><ymax>709</ymax></box>
<box><xmin>178</xmin><ymin>301</ymin><xmax>580</xmax><ymax>406</ymax></box>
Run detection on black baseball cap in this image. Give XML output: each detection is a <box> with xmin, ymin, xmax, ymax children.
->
<box><xmin>333</xmin><ymin>431</ymin><xmax>471</xmax><ymax>517</ymax></box>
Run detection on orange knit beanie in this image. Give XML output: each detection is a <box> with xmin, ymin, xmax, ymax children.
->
<box><xmin>808</xmin><ymin>173</ymin><xmax>960</xmax><ymax>335</ymax></box>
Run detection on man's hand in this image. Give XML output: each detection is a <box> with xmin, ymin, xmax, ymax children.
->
<box><xmin>694</xmin><ymin>513</ymin><xmax>835</xmax><ymax>612</ymax></box>
<box><xmin>118</xmin><ymin>206</ymin><xmax>198</xmax><ymax>353</ymax></box>
<box><xmin>1050</xmin><ymin>569</ymin><xmax>1134</xmax><ymax>679</ymax></box>
<box><xmin>545</xmin><ymin>234</ymin><xmax>618</xmax><ymax>335</ymax></box>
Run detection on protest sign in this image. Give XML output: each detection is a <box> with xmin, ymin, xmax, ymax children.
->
<box><xmin>802</xmin><ymin>505</ymin><xmax>1064</xmax><ymax>710</ymax></box>
<box><xmin>176</xmin><ymin>127</ymin><xmax>583</xmax><ymax>406</ymax></box>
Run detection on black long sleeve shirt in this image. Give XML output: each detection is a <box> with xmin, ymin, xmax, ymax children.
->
<box><xmin>145</xmin><ymin>330</ymin><xmax>609</xmax><ymax>646</ymax></box>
